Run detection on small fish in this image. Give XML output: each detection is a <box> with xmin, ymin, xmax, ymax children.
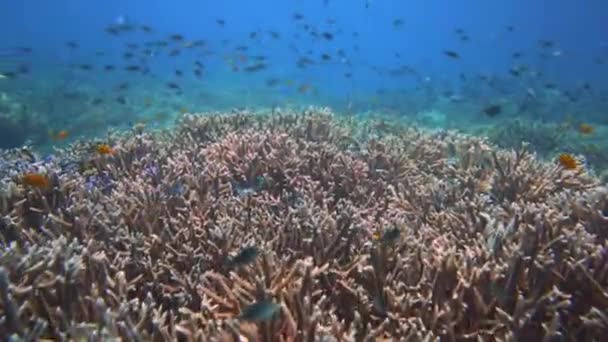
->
<box><xmin>21</xmin><ymin>173</ymin><xmax>49</xmax><ymax>189</ymax></box>
<box><xmin>124</xmin><ymin>65</ymin><xmax>140</xmax><ymax>72</ymax></box>
<box><xmin>216</xmin><ymin>19</ymin><xmax>226</xmax><ymax>26</ymax></box>
<box><xmin>265</xmin><ymin>78</ymin><xmax>280</xmax><ymax>87</ymax></box>
<box><xmin>322</xmin><ymin>32</ymin><xmax>334</xmax><ymax>40</ymax></box>
<box><xmin>393</xmin><ymin>19</ymin><xmax>404</xmax><ymax>27</ymax></box>
<box><xmin>238</xmin><ymin>299</ymin><xmax>280</xmax><ymax>322</ymax></box>
<box><xmin>116</xmin><ymin>96</ymin><xmax>126</xmax><ymax>104</ymax></box>
<box><xmin>17</xmin><ymin>64</ymin><xmax>30</xmax><ymax>74</ymax></box>
<box><xmin>66</xmin><ymin>41</ymin><xmax>79</xmax><ymax>49</ymax></box>
<box><xmin>379</xmin><ymin>227</ymin><xmax>400</xmax><ymax>246</ymax></box>
<box><xmin>558</xmin><ymin>153</ymin><xmax>578</xmax><ymax>170</ymax></box>
<box><xmin>443</xmin><ymin>50</ymin><xmax>460</xmax><ymax>59</ymax></box>
<box><xmin>482</xmin><ymin>104</ymin><xmax>501</xmax><ymax>117</ymax></box>
<box><xmin>167</xmin><ymin>82</ymin><xmax>181</xmax><ymax>90</ymax></box>
<box><xmin>228</xmin><ymin>246</ymin><xmax>259</xmax><ymax>268</ymax></box>
<box><xmin>116</xmin><ymin>82</ymin><xmax>129</xmax><ymax>91</ymax></box>
<box><xmin>538</xmin><ymin>39</ymin><xmax>555</xmax><ymax>48</ymax></box>
<box><xmin>298</xmin><ymin>84</ymin><xmax>312</xmax><ymax>93</ymax></box>
<box><xmin>243</xmin><ymin>63</ymin><xmax>267</xmax><ymax>72</ymax></box>
<box><xmin>52</xmin><ymin>130</ymin><xmax>69</xmax><ymax>140</ymax></box>
<box><xmin>578</xmin><ymin>123</ymin><xmax>594</xmax><ymax>135</ymax></box>
<box><xmin>96</xmin><ymin>144</ymin><xmax>114</xmax><ymax>155</ymax></box>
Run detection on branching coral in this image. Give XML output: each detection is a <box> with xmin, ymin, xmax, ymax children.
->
<box><xmin>0</xmin><ymin>108</ymin><xmax>607</xmax><ymax>341</ymax></box>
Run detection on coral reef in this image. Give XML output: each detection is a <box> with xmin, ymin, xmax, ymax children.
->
<box><xmin>482</xmin><ymin>118</ymin><xmax>608</xmax><ymax>177</ymax></box>
<box><xmin>1</xmin><ymin>108</ymin><xmax>607</xmax><ymax>341</ymax></box>
<box><xmin>483</xmin><ymin>118</ymin><xmax>569</xmax><ymax>156</ymax></box>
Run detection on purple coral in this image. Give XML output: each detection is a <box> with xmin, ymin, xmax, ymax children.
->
<box><xmin>0</xmin><ymin>108</ymin><xmax>607</xmax><ymax>341</ymax></box>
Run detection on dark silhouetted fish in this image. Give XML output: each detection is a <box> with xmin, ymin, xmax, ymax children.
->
<box><xmin>443</xmin><ymin>50</ymin><xmax>460</xmax><ymax>59</ymax></box>
<box><xmin>228</xmin><ymin>246</ymin><xmax>259</xmax><ymax>267</ymax></box>
<box><xmin>482</xmin><ymin>104</ymin><xmax>502</xmax><ymax>117</ymax></box>
<box><xmin>243</xmin><ymin>63</ymin><xmax>267</xmax><ymax>72</ymax></box>
<box><xmin>238</xmin><ymin>299</ymin><xmax>280</xmax><ymax>322</ymax></box>
<box><xmin>265</xmin><ymin>78</ymin><xmax>280</xmax><ymax>87</ymax></box>
<box><xmin>167</xmin><ymin>82</ymin><xmax>181</xmax><ymax>90</ymax></box>
<box><xmin>66</xmin><ymin>41</ymin><xmax>79</xmax><ymax>49</ymax></box>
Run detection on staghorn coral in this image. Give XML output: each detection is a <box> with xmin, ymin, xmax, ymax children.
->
<box><xmin>0</xmin><ymin>107</ymin><xmax>607</xmax><ymax>341</ymax></box>
<box><xmin>484</xmin><ymin>118</ymin><xmax>569</xmax><ymax>156</ymax></box>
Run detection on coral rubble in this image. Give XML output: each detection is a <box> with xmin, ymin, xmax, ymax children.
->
<box><xmin>1</xmin><ymin>107</ymin><xmax>607</xmax><ymax>341</ymax></box>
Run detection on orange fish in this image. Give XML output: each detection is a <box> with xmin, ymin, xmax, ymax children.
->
<box><xmin>96</xmin><ymin>144</ymin><xmax>114</xmax><ymax>155</ymax></box>
<box><xmin>578</xmin><ymin>123</ymin><xmax>594</xmax><ymax>134</ymax></box>
<box><xmin>21</xmin><ymin>173</ymin><xmax>49</xmax><ymax>189</ymax></box>
<box><xmin>50</xmin><ymin>129</ymin><xmax>69</xmax><ymax>141</ymax></box>
<box><xmin>558</xmin><ymin>153</ymin><xmax>578</xmax><ymax>170</ymax></box>
<box><xmin>56</xmin><ymin>130</ymin><xmax>69</xmax><ymax>140</ymax></box>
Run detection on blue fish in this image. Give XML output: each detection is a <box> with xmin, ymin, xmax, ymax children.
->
<box><xmin>239</xmin><ymin>299</ymin><xmax>280</xmax><ymax>322</ymax></box>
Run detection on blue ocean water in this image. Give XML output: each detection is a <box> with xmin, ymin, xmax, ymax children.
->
<box><xmin>1</xmin><ymin>0</ymin><xmax>607</xmax><ymax>167</ymax></box>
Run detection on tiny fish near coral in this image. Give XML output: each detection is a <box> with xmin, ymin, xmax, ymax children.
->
<box><xmin>558</xmin><ymin>153</ymin><xmax>578</xmax><ymax>170</ymax></box>
<box><xmin>578</xmin><ymin>123</ymin><xmax>594</xmax><ymax>135</ymax></box>
<box><xmin>238</xmin><ymin>298</ymin><xmax>280</xmax><ymax>322</ymax></box>
<box><xmin>21</xmin><ymin>172</ymin><xmax>49</xmax><ymax>189</ymax></box>
<box><xmin>96</xmin><ymin>144</ymin><xmax>114</xmax><ymax>155</ymax></box>
<box><xmin>377</xmin><ymin>227</ymin><xmax>400</xmax><ymax>246</ymax></box>
<box><xmin>228</xmin><ymin>246</ymin><xmax>259</xmax><ymax>268</ymax></box>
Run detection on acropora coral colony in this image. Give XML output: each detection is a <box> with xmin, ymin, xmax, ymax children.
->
<box><xmin>0</xmin><ymin>107</ymin><xmax>607</xmax><ymax>341</ymax></box>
